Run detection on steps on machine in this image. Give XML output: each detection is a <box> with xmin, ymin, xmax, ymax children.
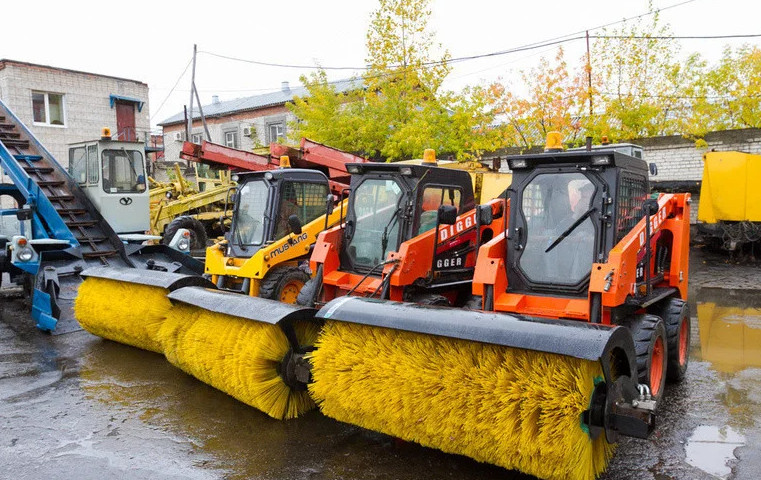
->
<box><xmin>0</xmin><ymin>108</ymin><xmax>122</xmax><ymax>264</ymax></box>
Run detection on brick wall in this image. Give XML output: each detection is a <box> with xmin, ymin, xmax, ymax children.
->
<box><xmin>633</xmin><ymin>129</ymin><xmax>761</xmax><ymax>182</ymax></box>
<box><xmin>0</xmin><ymin>61</ymin><xmax>149</xmax><ymax>169</ymax></box>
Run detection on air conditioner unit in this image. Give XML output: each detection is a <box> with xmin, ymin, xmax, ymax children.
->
<box><xmin>173</xmin><ymin>131</ymin><xmax>184</xmax><ymax>141</ymax></box>
<box><xmin>242</xmin><ymin>127</ymin><xmax>252</xmax><ymax>137</ymax></box>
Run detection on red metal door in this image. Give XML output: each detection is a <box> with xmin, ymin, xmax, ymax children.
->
<box><xmin>115</xmin><ymin>101</ymin><xmax>136</xmax><ymax>141</ymax></box>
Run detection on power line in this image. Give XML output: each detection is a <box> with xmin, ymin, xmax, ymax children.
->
<box><xmin>150</xmin><ymin>57</ymin><xmax>193</xmax><ymax>120</ymax></box>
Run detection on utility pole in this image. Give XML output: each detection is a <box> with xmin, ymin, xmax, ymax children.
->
<box><xmin>586</xmin><ymin>31</ymin><xmax>593</xmax><ymax>117</ymax></box>
<box><xmin>186</xmin><ymin>44</ymin><xmax>197</xmax><ymax>146</ymax></box>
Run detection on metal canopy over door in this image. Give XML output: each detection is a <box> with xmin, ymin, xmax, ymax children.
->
<box><xmin>115</xmin><ymin>101</ymin><xmax>136</xmax><ymax>141</ymax></box>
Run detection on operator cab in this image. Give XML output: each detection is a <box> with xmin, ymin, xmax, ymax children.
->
<box><xmin>340</xmin><ymin>162</ymin><xmax>475</xmax><ymax>275</ymax></box>
<box><xmin>505</xmin><ymin>146</ymin><xmax>649</xmax><ymax>296</ymax></box>
<box><xmin>67</xmin><ymin>129</ymin><xmax>149</xmax><ymax>234</ymax></box>
<box><xmin>228</xmin><ymin>169</ymin><xmax>331</xmax><ymax>258</ymax></box>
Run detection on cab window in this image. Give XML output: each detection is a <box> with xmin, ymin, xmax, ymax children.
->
<box><xmin>69</xmin><ymin>147</ymin><xmax>87</xmax><ymax>184</ymax></box>
<box><xmin>274</xmin><ymin>181</ymin><xmax>329</xmax><ymax>239</ymax></box>
<box><xmin>101</xmin><ymin>149</ymin><xmax>146</xmax><ymax>193</ymax></box>
<box><xmin>416</xmin><ymin>186</ymin><xmax>461</xmax><ymax>235</ymax></box>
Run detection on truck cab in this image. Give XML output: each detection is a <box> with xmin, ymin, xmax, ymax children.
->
<box><xmin>67</xmin><ymin>132</ymin><xmax>149</xmax><ymax>234</ymax></box>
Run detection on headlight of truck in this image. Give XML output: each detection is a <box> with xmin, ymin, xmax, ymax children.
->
<box><xmin>17</xmin><ymin>247</ymin><xmax>34</xmax><ymax>262</ymax></box>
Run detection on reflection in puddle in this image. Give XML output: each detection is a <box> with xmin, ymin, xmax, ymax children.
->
<box><xmin>685</xmin><ymin>425</ymin><xmax>745</xmax><ymax>479</ymax></box>
<box><xmin>696</xmin><ymin>288</ymin><xmax>761</xmax><ymax>373</ymax></box>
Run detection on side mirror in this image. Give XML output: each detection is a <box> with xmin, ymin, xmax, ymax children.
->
<box><xmin>477</xmin><ymin>204</ymin><xmax>493</xmax><ymax>226</ymax></box>
<box><xmin>288</xmin><ymin>215</ymin><xmax>303</xmax><ymax>235</ymax></box>
<box><xmin>649</xmin><ymin>163</ymin><xmax>658</xmax><ymax>176</ymax></box>
<box><xmin>437</xmin><ymin>204</ymin><xmax>458</xmax><ymax>226</ymax></box>
<box><xmin>16</xmin><ymin>208</ymin><xmax>33</xmax><ymax>221</ymax></box>
<box><xmin>326</xmin><ymin>194</ymin><xmax>334</xmax><ymax>216</ymax></box>
<box><xmin>643</xmin><ymin>198</ymin><xmax>659</xmax><ymax>216</ymax></box>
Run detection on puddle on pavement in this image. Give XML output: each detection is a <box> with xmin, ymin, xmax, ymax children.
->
<box><xmin>685</xmin><ymin>425</ymin><xmax>745</xmax><ymax>479</ymax></box>
<box><xmin>695</xmin><ymin>287</ymin><xmax>761</xmax><ymax>373</ymax></box>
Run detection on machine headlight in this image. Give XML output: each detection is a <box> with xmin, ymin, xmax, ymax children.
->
<box><xmin>177</xmin><ymin>233</ymin><xmax>191</xmax><ymax>252</ymax></box>
<box><xmin>591</xmin><ymin>155</ymin><xmax>611</xmax><ymax>166</ymax></box>
<box><xmin>509</xmin><ymin>159</ymin><xmax>528</xmax><ymax>169</ymax></box>
<box><xmin>17</xmin><ymin>248</ymin><xmax>34</xmax><ymax>262</ymax></box>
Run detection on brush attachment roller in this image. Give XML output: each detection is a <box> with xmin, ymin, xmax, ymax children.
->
<box><xmin>309</xmin><ymin>297</ymin><xmax>653</xmax><ymax>480</ymax></box>
<box><xmin>163</xmin><ymin>287</ymin><xmax>320</xmax><ymax>419</ymax></box>
<box><xmin>74</xmin><ymin>267</ymin><xmax>213</xmax><ymax>353</ymax></box>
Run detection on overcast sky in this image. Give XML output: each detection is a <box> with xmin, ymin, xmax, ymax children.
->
<box><xmin>3</xmin><ymin>0</ymin><xmax>759</xmax><ymax>130</ymax></box>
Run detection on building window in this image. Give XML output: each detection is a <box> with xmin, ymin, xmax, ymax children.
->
<box><xmin>267</xmin><ymin>122</ymin><xmax>285</xmax><ymax>144</ymax></box>
<box><xmin>32</xmin><ymin>91</ymin><xmax>65</xmax><ymax>126</ymax></box>
<box><xmin>191</xmin><ymin>133</ymin><xmax>203</xmax><ymax>144</ymax></box>
<box><xmin>224</xmin><ymin>131</ymin><xmax>238</xmax><ymax>148</ymax></box>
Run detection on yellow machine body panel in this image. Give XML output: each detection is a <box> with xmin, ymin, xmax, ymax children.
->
<box><xmin>204</xmin><ymin>198</ymin><xmax>348</xmax><ymax>293</ymax></box>
<box><xmin>698</xmin><ymin>151</ymin><xmax>761</xmax><ymax>223</ymax></box>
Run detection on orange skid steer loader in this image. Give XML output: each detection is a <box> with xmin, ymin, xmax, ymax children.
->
<box><xmin>297</xmin><ymin>158</ymin><xmax>507</xmax><ymax>308</ymax></box>
<box><xmin>304</xmin><ymin>141</ymin><xmax>691</xmax><ymax>479</ymax></box>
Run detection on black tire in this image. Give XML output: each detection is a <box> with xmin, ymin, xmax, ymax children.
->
<box><xmin>297</xmin><ymin>276</ymin><xmax>320</xmax><ymax>307</ymax></box>
<box><xmin>162</xmin><ymin>216</ymin><xmax>208</xmax><ymax>253</ymax></box>
<box><xmin>463</xmin><ymin>295</ymin><xmax>483</xmax><ymax>310</ymax></box>
<box><xmin>259</xmin><ymin>267</ymin><xmax>311</xmax><ymax>304</ymax></box>
<box><xmin>624</xmin><ymin>314</ymin><xmax>668</xmax><ymax>400</ymax></box>
<box><xmin>651</xmin><ymin>298</ymin><xmax>690</xmax><ymax>383</ymax></box>
<box><xmin>411</xmin><ymin>293</ymin><xmax>451</xmax><ymax>306</ymax></box>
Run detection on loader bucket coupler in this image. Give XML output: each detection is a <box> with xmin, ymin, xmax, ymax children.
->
<box><xmin>74</xmin><ymin>267</ymin><xmax>213</xmax><ymax>353</ymax></box>
<box><xmin>161</xmin><ymin>286</ymin><xmax>321</xmax><ymax>419</ymax></box>
<box><xmin>310</xmin><ymin>296</ymin><xmax>654</xmax><ymax>480</ymax></box>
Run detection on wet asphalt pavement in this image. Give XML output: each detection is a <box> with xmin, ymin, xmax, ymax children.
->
<box><xmin>1</xmin><ymin>247</ymin><xmax>760</xmax><ymax>480</ymax></box>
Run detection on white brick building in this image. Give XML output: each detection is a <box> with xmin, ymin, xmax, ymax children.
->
<box><xmin>0</xmin><ymin>59</ymin><xmax>149</xmax><ymax>168</ymax></box>
<box><xmin>159</xmin><ymin>79</ymin><xmax>359</xmax><ymax>163</ymax></box>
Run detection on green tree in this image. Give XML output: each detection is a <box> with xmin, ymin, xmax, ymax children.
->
<box><xmin>288</xmin><ymin>0</ymin><xmax>499</xmax><ymax>160</ymax></box>
<box><xmin>680</xmin><ymin>45</ymin><xmax>761</xmax><ymax>143</ymax></box>
<box><xmin>589</xmin><ymin>5</ymin><xmax>684</xmax><ymax>140</ymax></box>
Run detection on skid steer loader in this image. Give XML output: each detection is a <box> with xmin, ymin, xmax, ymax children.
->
<box><xmin>300</xmin><ymin>138</ymin><xmax>692</xmax><ymax>479</ymax></box>
<box><xmin>297</xmin><ymin>152</ymin><xmax>507</xmax><ymax>308</ymax></box>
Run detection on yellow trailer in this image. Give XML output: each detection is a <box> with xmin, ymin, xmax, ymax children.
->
<box><xmin>698</xmin><ymin>151</ymin><xmax>761</xmax><ymax>250</ymax></box>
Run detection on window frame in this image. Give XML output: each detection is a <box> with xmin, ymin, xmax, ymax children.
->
<box><xmin>224</xmin><ymin>131</ymin><xmax>238</xmax><ymax>148</ymax></box>
<box><xmin>191</xmin><ymin>133</ymin><xmax>203</xmax><ymax>144</ymax></box>
<box><xmin>266</xmin><ymin>121</ymin><xmax>285</xmax><ymax>144</ymax></box>
<box><xmin>31</xmin><ymin>91</ymin><xmax>66</xmax><ymax>127</ymax></box>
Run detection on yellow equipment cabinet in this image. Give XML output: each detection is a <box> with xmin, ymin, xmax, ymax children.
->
<box><xmin>698</xmin><ymin>151</ymin><xmax>761</xmax><ymax>249</ymax></box>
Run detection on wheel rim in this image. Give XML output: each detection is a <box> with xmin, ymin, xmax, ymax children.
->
<box><xmin>678</xmin><ymin>317</ymin><xmax>690</xmax><ymax>366</ymax></box>
<box><xmin>650</xmin><ymin>336</ymin><xmax>665</xmax><ymax>396</ymax></box>
<box><xmin>279</xmin><ymin>280</ymin><xmax>304</xmax><ymax>304</ymax></box>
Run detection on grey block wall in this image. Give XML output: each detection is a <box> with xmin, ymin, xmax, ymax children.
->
<box><xmin>0</xmin><ymin>62</ymin><xmax>149</xmax><ymax>169</ymax></box>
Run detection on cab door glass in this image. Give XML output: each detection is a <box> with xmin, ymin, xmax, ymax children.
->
<box><xmin>519</xmin><ymin>172</ymin><xmax>596</xmax><ymax>285</ymax></box>
<box><xmin>233</xmin><ymin>180</ymin><xmax>269</xmax><ymax>245</ymax></box>
<box><xmin>101</xmin><ymin>149</ymin><xmax>146</xmax><ymax>193</ymax></box>
<box><xmin>347</xmin><ymin>179</ymin><xmax>403</xmax><ymax>269</ymax></box>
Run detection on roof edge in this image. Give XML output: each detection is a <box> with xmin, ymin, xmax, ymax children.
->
<box><xmin>0</xmin><ymin>59</ymin><xmax>148</xmax><ymax>87</ymax></box>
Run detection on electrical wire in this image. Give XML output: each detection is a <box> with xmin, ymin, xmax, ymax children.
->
<box><xmin>150</xmin><ymin>57</ymin><xmax>193</xmax><ymax>120</ymax></box>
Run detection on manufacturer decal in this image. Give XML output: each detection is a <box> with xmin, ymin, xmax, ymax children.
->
<box><xmin>270</xmin><ymin>232</ymin><xmax>309</xmax><ymax>259</ymax></box>
<box><xmin>438</xmin><ymin>211</ymin><xmax>476</xmax><ymax>243</ymax></box>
